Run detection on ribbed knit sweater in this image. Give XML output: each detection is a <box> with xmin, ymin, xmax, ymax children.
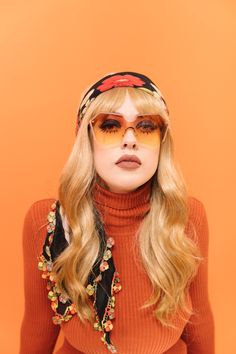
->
<box><xmin>20</xmin><ymin>180</ymin><xmax>215</xmax><ymax>354</ymax></box>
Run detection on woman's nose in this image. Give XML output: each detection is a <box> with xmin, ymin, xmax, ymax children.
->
<box><xmin>121</xmin><ymin>127</ymin><xmax>138</xmax><ymax>148</ymax></box>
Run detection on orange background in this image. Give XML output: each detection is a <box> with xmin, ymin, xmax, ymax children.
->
<box><xmin>0</xmin><ymin>1</ymin><xmax>235</xmax><ymax>353</ymax></box>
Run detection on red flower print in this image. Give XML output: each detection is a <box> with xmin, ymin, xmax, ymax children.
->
<box><xmin>100</xmin><ymin>261</ymin><xmax>109</xmax><ymax>272</ymax></box>
<box><xmin>113</xmin><ymin>282</ymin><xmax>122</xmax><ymax>293</ymax></box>
<box><xmin>97</xmin><ymin>75</ymin><xmax>145</xmax><ymax>92</ymax></box>
<box><xmin>104</xmin><ymin>320</ymin><xmax>113</xmax><ymax>332</ymax></box>
<box><xmin>70</xmin><ymin>303</ymin><xmax>77</xmax><ymax>314</ymax></box>
<box><xmin>107</xmin><ymin>308</ymin><xmax>115</xmax><ymax>319</ymax></box>
<box><xmin>107</xmin><ymin>237</ymin><xmax>115</xmax><ymax>248</ymax></box>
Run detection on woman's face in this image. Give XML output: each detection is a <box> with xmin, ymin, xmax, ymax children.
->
<box><xmin>91</xmin><ymin>91</ymin><xmax>161</xmax><ymax>193</ymax></box>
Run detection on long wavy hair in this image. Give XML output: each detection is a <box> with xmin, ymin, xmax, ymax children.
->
<box><xmin>51</xmin><ymin>86</ymin><xmax>203</xmax><ymax>329</ymax></box>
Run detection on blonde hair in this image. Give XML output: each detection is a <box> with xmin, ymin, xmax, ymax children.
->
<box><xmin>52</xmin><ymin>86</ymin><xmax>203</xmax><ymax>329</ymax></box>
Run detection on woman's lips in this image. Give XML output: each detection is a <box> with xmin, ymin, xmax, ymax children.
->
<box><xmin>116</xmin><ymin>161</ymin><xmax>141</xmax><ymax>169</ymax></box>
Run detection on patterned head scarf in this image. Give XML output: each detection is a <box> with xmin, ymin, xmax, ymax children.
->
<box><xmin>38</xmin><ymin>71</ymin><xmax>169</xmax><ymax>353</ymax></box>
<box><xmin>75</xmin><ymin>71</ymin><xmax>170</xmax><ymax>135</ymax></box>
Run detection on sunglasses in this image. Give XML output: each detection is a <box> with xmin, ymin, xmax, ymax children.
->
<box><xmin>89</xmin><ymin>113</ymin><xmax>168</xmax><ymax>148</ymax></box>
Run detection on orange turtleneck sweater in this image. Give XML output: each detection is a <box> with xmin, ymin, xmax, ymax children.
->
<box><xmin>20</xmin><ymin>180</ymin><xmax>215</xmax><ymax>354</ymax></box>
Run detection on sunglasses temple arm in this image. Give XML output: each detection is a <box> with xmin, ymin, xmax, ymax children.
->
<box><xmin>161</xmin><ymin>125</ymin><xmax>169</xmax><ymax>143</ymax></box>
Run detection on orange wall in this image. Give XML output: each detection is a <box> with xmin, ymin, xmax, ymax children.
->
<box><xmin>0</xmin><ymin>1</ymin><xmax>235</xmax><ymax>353</ymax></box>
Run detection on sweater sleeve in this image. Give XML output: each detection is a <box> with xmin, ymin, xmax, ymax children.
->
<box><xmin>181</xmin><ymin>199</ymin><xmax>215</xmax><ymax>354</ymax></box>
<box><xmin>20</xmin><ymin>201</ymin><xmax>60</xmax><ymax>354</ymax></box>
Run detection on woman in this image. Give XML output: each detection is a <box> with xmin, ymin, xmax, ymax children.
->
<box><xmin>20</xmin><ymin>71</ymin><xmax>215</xmax><ymax>354</ymax></box>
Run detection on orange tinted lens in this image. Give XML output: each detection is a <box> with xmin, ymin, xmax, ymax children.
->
<box><xmin>91</xmin><ymin>113</ymin><xmax>164</xmax><ymax>147</ymax></box>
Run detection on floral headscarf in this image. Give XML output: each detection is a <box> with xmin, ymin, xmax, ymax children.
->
<box><xmin>75</xmin><ymin>71</ymin><xmax>170</xmax><ymax>135</ymax></box>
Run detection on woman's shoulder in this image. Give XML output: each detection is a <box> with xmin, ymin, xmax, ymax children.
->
<box><xmin>186</xmin><ymin>195</ymin><xmax>209</xmax><ymax>246</ymax></box>
<box><xmin>187</xmin><ymin>195</ymin><xmax>207</xmax><ymax>226</ymax></box>
<box><xmin>24</xmin><ymin>198</ymin><xmax>57</xmax><ymax>225</ymax></box>
<box><xmin>23</xmin><ymin>198</ymin><xmax>57</xmax><ymax>256</ymax></box>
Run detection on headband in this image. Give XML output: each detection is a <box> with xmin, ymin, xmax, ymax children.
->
<box><xmin>75</xmin><ymin>71</ymin><xmax>170</xmax><ymax>135</ymax></box>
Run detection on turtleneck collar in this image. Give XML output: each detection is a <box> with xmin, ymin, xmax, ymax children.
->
<box><xmin>92</xmin><ymin>179</ymin><xmax>152</xmax><ymax>236</ymax></box>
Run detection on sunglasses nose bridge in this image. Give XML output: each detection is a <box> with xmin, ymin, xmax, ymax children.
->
<box><xmin>122</xmin><ymin>116</ymin><xmax>137</xmax><ymax>132</ymax></box>
<box><xmin>121</xmin><ymin>127</ymin><xmax>139</xmax><ymax>149</ymax></box>
<box><xmin>122</xmin><ymin>124</ymin><xmax>137</xmax><ymax>137</ymax></box>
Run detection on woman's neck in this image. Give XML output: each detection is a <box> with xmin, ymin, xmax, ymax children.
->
<box><xmin>92</xmin><ymin>178</ymin><xmax>152</xmax><ymax>236</ymax></box>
